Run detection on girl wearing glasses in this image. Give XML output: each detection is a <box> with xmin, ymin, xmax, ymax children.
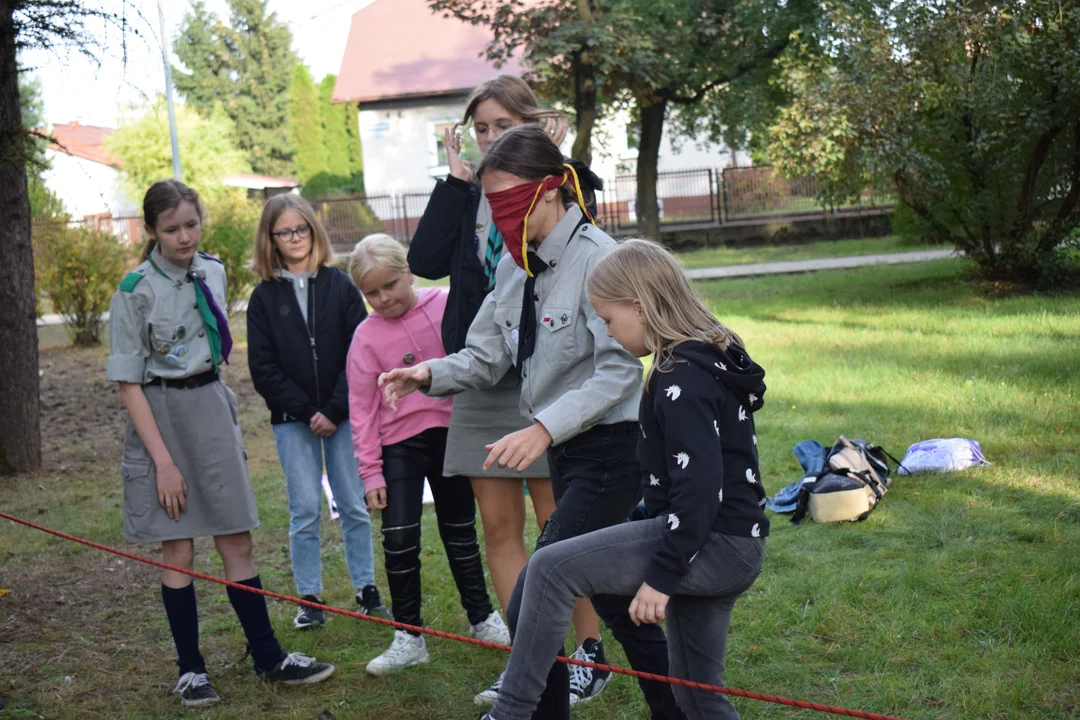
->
<box><xmin>247</xmin><ymin>194</ymin><xmax>388</xmax><ymax>628</ymax></box>
<box><xmin>408</xmin><ymin>75</ymin><xmax>609</xmax><ymax>707</ymax></box>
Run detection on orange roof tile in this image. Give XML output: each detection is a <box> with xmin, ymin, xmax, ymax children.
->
<box><xmin>48</xmin><ymin>121</ymin><xmax>120</xmax><ymax>168</ymax></box>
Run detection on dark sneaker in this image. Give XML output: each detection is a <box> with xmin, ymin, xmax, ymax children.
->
<box><xmin>569</xmin><ymin>638</ymin><xmax>612</xmax><ymax>705</ymax></box>
<box><xmin>174</xmin><ymin>671</ymin><xmax>221</xmax><ymax>707</ymax></box>
<box><xmin>258</xmin><ymin>651</ymin><xmax>335</xmax><ymax>685</ymax></box>
<box><xmin>356</xmin><ymin>585</ymin><xmax>391</xmax><ymax>618</ymax></box>
<box><xmin>294</xmin><ymin>595</ymin><xmax>326</xmax><ymax>630</ymax></box>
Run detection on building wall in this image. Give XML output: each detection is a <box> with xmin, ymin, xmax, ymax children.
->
<box><xmin>358</xmin><ymin>100</ymin><xmax>752</xmax><ymax>195</ymax></box>
<box><xmin>359</xmin><ymin>98</ymin><xmax>467</xmax><ymax>193</ymax></box>
<box><xmin>41</xmin><ymin>150</ymin><xmax>134</xmax><ymax>217</ymax></box>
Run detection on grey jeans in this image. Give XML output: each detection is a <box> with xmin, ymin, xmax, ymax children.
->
<box><xmin>493</xmin><ymin>517</ymin><xmax>765</xmax><ymax>720</ymax></box>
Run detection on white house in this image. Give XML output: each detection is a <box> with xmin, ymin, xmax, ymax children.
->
<box><xmin>332</xmin><ymin>0</ymin><xmax>750</xmax><ymax>199</ymax></box>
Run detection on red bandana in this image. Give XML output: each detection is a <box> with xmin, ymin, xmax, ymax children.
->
<box><xmin>485</xmin><ymin>164</ymin><xmax>595</xmax><ymax>277</ymax></box>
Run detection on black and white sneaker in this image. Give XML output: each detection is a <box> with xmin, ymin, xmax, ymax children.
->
<box><xmin>294</xmin><ymin>595</ymin><xmax>326</xmax><ymax>629</ymax></box>
<box><xmin>174</xmin><ymin>671</ymin><xmax>221</xmax><ymax>707</ymax></box>
<box><xmin>473</xmin><ymin>670</ymin><xmax>505</xmax><ymax>705</ymax></box>
<box><xmin>258</xmin><ymin>651</ymin><xmax>335</xmax><ymax>685</ymax></box>
<box><xmin>569</xmin><ymin>638</ymin><xmax>612</xmax><ymax>705</ymax></box>
<box><xmin>356</xmin><ymin>585</ymin><xmax>391</xmax><ymax>618</ymax></box>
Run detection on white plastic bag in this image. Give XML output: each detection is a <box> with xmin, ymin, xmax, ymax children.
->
<box><xmin>898</xmin><ymin>438</ymin><xmax>990</xmax><ymax>475</ymax></box>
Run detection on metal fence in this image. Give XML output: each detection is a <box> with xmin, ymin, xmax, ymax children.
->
<box><xmin>33</xmin><ymin>167</ymin><xmax>892</xmax><ymax>252</ymax></box>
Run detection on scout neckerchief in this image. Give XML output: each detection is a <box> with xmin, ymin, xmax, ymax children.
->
<box><xmin>482</xmin><ymin>225</ymin><xmax>504</xmax><ymax>292</ymax></box>
<box><xmin>148</xmin><ymin>253</ymin><xmax>232</xmax><ymax>369</ymax></box>
<box><xmin>485</xmin><ymin>164</ymin><xmax>595</xmax><ymax>366</ymax></box>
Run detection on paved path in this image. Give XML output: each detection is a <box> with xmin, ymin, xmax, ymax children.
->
<box><xmin>683</xmin><ymin>247</ymin><xmax>958</xmax><ymax>281</ymax></box>
<box><xmin>37</xmin><ymin>248</ymin><xmax>959</xmax><ymax>327</ymax></box>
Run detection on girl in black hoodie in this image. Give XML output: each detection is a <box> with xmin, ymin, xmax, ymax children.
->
<box><xmin>480</xmin><ymin>239</ymin><xmax>768</xmax><ymax>720</ymax></box>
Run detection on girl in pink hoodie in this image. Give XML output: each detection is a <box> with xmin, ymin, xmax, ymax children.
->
<box><xmin>347</xmin><ymin>234</ymin><xmax>508</xmax><ymax>676</ymax></box>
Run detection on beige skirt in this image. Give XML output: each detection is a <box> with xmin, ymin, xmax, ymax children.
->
<box><xmin>120</xmin><ymin>380</ymin><xmax>260</xmax><ymax>542</ymax></box>
<box><xmin>443</xmin><ymin>371</ymin><xmax>550</xmax><ymax>479</ymax></box>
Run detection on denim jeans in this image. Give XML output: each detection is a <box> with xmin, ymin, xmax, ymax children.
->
<box><xmin>495</xmin><ymin>517</ymin><xmax>765</xmax><ymax>720</ymax></box>
<box><xmin>273</xmin><ymin>420</ymin><xmax>376</xmax><ymax>595</ymax></box>
<box><xmin>506</xmin><ymin>422</ymin><xmax>683</xmax><ymax>720</ymax></box>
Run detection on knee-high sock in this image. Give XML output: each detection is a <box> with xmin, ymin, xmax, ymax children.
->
<box><xmin>161</xmin><ymin>583</ymin><xmax>206</xmax><ymax>676</ymax></box>
<box><xmin>226</xmin><ymin>576</ymin><xmax>285</xmax><ymax>672</ymax></box>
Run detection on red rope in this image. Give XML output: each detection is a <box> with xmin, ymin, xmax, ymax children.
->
<box><xmin>0</xmin><ymin>510</ymin><xmax>907</xmax><ymax>720</ymax></box>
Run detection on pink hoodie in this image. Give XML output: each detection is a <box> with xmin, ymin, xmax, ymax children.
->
<box><xmin>347</xmin><ymin>288</ymin><xmax>452</xmax><ymax>493</ymax></box>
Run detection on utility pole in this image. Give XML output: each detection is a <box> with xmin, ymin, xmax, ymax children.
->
<box><xmin>158</xmin><ymin>0</ymin><xmax>182</xmax><ymax>181</ymax></box>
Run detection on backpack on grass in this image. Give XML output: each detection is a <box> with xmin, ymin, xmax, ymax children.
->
<box><xmin>791</xmin><ymin>436</ymin><xmax>899</xmax><ymax>524</ymax></box>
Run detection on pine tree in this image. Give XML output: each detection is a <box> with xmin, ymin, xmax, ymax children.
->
<box><xmin>343</xmin><ymin>90</ymin><xmax>364</xmax><ymax>191</ymax></box>
<box><xmin>173</xmin><ymin>0</ymin><xmax>299</xmax><ymax>177</ymax></box>
<box><xmin>320</xmin><ymin>74</ymin><xmax>352</xmax><ymax>179</ymax></box>
<box><xmin>288</xmin><ymin>65</ymin><xmax>328</xmax><ymax>185</ymax></box>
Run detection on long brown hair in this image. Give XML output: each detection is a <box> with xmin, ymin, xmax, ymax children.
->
<box><xmin>140</xmin><ymin>180</ymin><xmax>203</xmax><ymax>261</ymax></box>
<box><xmin>462</xmin><ymin>74</ymin><xmax>563</xmax><ymax>127</ymax></box>
<box><xmin>587</xmin><ymin>238</ymin><xmax>744</xmax><ymax>383</ymax></box>
<box><xmin>250</xmin><ymin>194</ymin><xmax>334</xmax><ymax>281</ymax></box>
<box><xmin>476</xmin><ymin>125</ymin><xmax>576</xmax><ymax>206</ymax></box>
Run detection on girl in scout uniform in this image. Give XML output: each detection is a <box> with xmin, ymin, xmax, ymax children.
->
<box><xmin>380</xmin><ymin>127</ymin><xmax>682</xmax><ymax>720</ymax></box>
<box><xmin>409</xmin><ymin>75</ymin><xmax>608</xmax><ymax>707</ymax></box>
<box><xmin>107</xmin><ymin>180</ymin><xmax>334</xmax><ymax>708</ymax></box>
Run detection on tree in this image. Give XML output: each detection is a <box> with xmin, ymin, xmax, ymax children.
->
<box><xmin>107</xmin><ymin>97</ymin><xmax>250</xmax><ymax>202</ymax></box>
<box><xmin>298</xmin><ymin>73</ymin><xmax>365</xmax><ymax>197</ymax></box>
<box><xmin>20</xmin><ymin>73</ymin><xmax>65</xmax><ymax>218</ymax></box>
<box><xmin>320</xmin><ymin>74</ymin><xmax>351</xmax><ymax>178</ymax></box>
<box><xmin>173</xmin><ymin>0</ymin><xmax>298</xmax><ymax>177</ymax></box>
<box><xmin>765</xmin><ymin>1</ymin><xmax>1080</xmax><ymax>289</ymax></box>
<box><xmin>288</xmin><ymin>64</ymin><xmax>327</xmax><ymax>185</ymax></box>
<box><xmin>433</xmin><ymin>0</ymin><xmax>815</xmax><ymax>239</ymax></box>
<box><xmin>1</xmin><ymin>0</ymin><xmax>134</xmax><ymax>474</ymax></box>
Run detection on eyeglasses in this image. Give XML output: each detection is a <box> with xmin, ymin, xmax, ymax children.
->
<box><xmin>272</xmin><ymin>224</ymin><xmax>312</xmax><ymax>243</ymax></box>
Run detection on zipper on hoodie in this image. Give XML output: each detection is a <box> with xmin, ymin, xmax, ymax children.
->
<box><xmin>307</xmin><ymin>277</ymin><xmax>321</xmax><ymax>404</ymax></box>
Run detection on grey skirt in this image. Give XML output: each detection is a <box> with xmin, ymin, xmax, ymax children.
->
<box><xmin>120</xmin><ymin>380</ymin><xmax>260</xmax><ymax>542</ymax></box>
<box><xmin>443</xmin><ymin>371</ymin><xmax>550</xmax><ymax>479</ymax></box>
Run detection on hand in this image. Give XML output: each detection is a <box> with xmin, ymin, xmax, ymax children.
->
<box><xmin>545</xmin><ymin>117</ymin><xmax>569</xmax><ymax>147</ymax></box>
<box><xmin>628</xmin><ymin>582</ymin><xmax>670</xmax><ymax>626</ymax></box>
<box><xmin>365</xmin><ymin>487</ymin><xmax>387</xmax><ymax>511</ymax></box>
<box><xmin>156</xmin><ymin>459</ymin><xmax>188</xmax><ymax>521</ymax></box>
<box><xmin>379</xmin><ymin>362</ymin><xmax>432</xmax><ymax>411</ymax></box>
<box><xmin>310</xmin><ymin>412</ymin><xmax>337</xmax><ymax>437</ymax></box>
<box><xmin>445</xmin><ymin>126</ymin><xmax>473</xmax><ymax>182</ymax></box>
<box><xmin>483</xmin><ymin>422</ymin><xmax>552</xmax><ymax>472</ymax></box>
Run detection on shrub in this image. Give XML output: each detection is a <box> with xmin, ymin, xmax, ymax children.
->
<box><xmin>35</xmin><ymin>224</ymin><xmax>130</xmax><ymax>346</ymax></box>
<box><xmin>201</xmin><ymin>191</ymin><xmax>261</xmax><ymax>313</ymax></box>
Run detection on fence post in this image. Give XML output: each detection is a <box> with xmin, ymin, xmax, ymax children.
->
<box><xmin>708</xmin><ymin>168</ymin><xmax>716</xmax><ymax>224</ymax></box>
<box><xmin>720</xmin><ymin>168</ymin><xmax>729</xmax><ymax>224</ymax></box>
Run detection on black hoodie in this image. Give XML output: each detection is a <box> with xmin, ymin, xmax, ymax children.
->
<box><xmin>637</xmin><ymin>340</ymin><xmax>770</xmax><ymax>595</ymax></box>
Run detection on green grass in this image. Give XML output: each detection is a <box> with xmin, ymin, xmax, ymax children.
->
<box><xmin>4</xmin><ymin>258</ymin><xmax>1079</xmax><ymax>719</ymax></box>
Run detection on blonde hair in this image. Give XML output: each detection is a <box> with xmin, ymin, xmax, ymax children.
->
<box><xmin>349</xmin><ymin>233</ymin><xmax>410</xmax><ymax>286</ymax></box>
<box><xmin>586</xmin><ymin>238</ymin><xmax>743</xmax><ymax>383</ymax></box>
<box><xmin>462</xmin><ymin>74</ymin><xmax>563</xmax><ymax>127</ymax></box>
<box><xmin>251</xmin><ymin>194</ymin><xmax>334</xmax><ymax>281</ymax></box>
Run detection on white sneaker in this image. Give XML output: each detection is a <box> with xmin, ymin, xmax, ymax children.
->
<box><xmin>365</xmin><ymin>629</ymin><xmax>430</xmax><ymax>675</ymax></box>
<box><xmin>470</xmin><ymin>611</ymin><xmax>511</xmax><ymax>645</ymax></box>
<box><xmin>473</xmin><ymin>669</ymin><xmax>505</xmax><ymax>706</ymax></box>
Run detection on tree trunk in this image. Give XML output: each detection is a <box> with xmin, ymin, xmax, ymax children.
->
<box><xmin>636</xmin><ymin>96</ymin><xmax>667</xmax><ymax>240</ymax></box>
<box><xmin>0</xmin><ymin>2</ymin><xmax>43</xmax><ymax>474</ymax></box>
<box><xmin>570</xmin><ymin>48</ymin><xmax>597</xmax><ymax>165</ymax></box>
<box><xmin>570</xmin><ymin>0</ymin><xmax>597</xmax><ymax>164</ymax></box>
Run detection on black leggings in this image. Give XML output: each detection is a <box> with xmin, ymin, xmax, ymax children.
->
<box><xmin>381</xmin><ymin>427</ymin><xmax>494</xmax><ymax>631</ymax></box>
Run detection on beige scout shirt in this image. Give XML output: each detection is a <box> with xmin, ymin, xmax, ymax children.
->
<box><xmin>426</xmin><ymin>205</ymin><xmax>643</xmax><ymax>446</ymax></box>
<box><xmin>106</xmin><ymin>247</ymin><xmax>226</xmax><ymax>384</ymax></box>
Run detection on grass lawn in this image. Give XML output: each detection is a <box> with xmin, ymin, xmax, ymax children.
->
<box><xmin>3</xmin><ymin>258</ymin><xmax>1078</xmax><ymax>719</ymax></box>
